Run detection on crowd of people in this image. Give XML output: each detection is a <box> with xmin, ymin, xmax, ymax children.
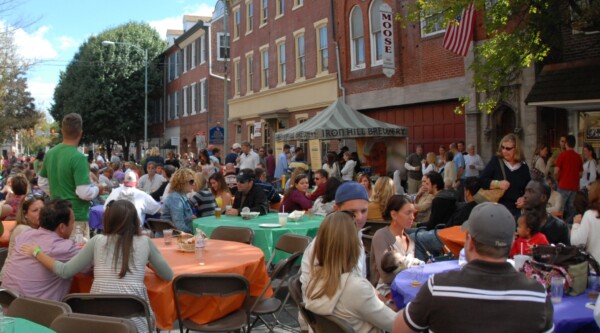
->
<box><xmin>1</xmin><ymin>112</ymin><xmax>599</xmax><ymax>332</ymax></box>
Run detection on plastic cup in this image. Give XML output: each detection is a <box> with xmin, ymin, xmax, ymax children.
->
<box><xmin>215</xmin><ymin>209</ymin><xmax>222</xmax><ymax>219</ymax></box>
<box><xmin>589</xmin><ymin>275</ymin><xmax>600</xmax><ymax>300</ymax></box>
<box><xmin>410</xmin><ymin>265</ymin><xmax>424</xmax><ymax>287</ymax></box>
<box><xmin>278</xmin><ymin>213</ymin><xmax>288</xmax><ymax>226</ymax></box>
<box><xmin>163</xmin><ymin>229</ymin><xmax>173</xmax><ymax>245</ymax></box>
<box><xmin>0</xmin><ymin>317</ymin><xmax>15</xmax><ymax>333</ymax></box>
<box><xmin>550</xmin><ymin>276</ymin><xmax>566</xmax><ymax>304</ymax></box>
<box><xmin>513</xmin><ymin>255</ymin><xmax>530</xmax><ymax>272</ymax></box>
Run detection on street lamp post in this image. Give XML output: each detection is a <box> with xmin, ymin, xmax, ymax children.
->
<box><xmin>102</xmin><ymin>40</ymin><xmax>149</xmax><ymax>150</ymax></box>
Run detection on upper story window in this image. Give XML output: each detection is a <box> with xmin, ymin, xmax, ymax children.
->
<box><xmin>246</xmin><ymin>0</ymin><xmax>254</xmax><ymax>33</ymax></box>
<box><xmin>420</xmin><ymin>8</ymin><xmax>445</xmax><ymax>37</ymax></box>
<box><xmin>276</xmin><ymin>0</ymin><xmax>284</xmax><ymax>17</ymax></box>
<box><xmin>315</xmin><ymin>20</ymin><xmax>329</xmax><ymax>73</ymax></box>
<box><xmin>277</xmin><ymin>41</ymin><xmax>286</xmax><ymax>84</ymax></box>
<box><xmin>260</xmin><ymin>0</ymin><xmax>268</xmax><ymax>25</ymax></box>
<box><xmin>191</xmin><ymin>41</ymin><xmax>196</xmax><ymax>69</ymax></box>
<box><xmin>246</xmin><ymin>53</ymin><xmax>254</xmax><ymax>93</ymax></box>
<box><xmin>217</xmin><ymin>32</ymin><xmax>230</xmax><ymax>61</ymax></box>
<box><xmin>234</xmin><ymin>59</ymin><xmax>241</xmax><ymax>95</ymax></box>
<box><xmin>295</xmin><ymin>32</ymin><xmax>305</xmax><ymax>79</ymax></box>
<box><xmin>369</xmin><ymin>0</ymin><xmax>383</xmax><ymax>66</ymax></box>
<box><xmin>196</xmin><ymin>35</ymin><xmax>207</xmax><ymax>65</ymax></box>
<box><xmin>168</xmin><ymin>53</ymin><xmax>177</xmax><ymax>81</ymax></box>
<box><xmin>350</xmin><ymin>6</ymin><xmax>365</xmax><ymax>70</ymax></box>
<box><xmin>233</xmin><ymin>8</ymin><xmax>241</xmax><ymax>39</ymax></box>
<box><xmin>293</xmin><ymin>0</ymin><xmax>304</xmax><ymax>10</ymax></box>
<box><xmin>260</xmin><ymin>46</ymin><xmax>269</xmax><ymax>88</ymax></box>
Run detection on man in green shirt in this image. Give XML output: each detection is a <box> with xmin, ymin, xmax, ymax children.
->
<box><xmin>39</xmin><ymin>113</ymin><xmax>99</xmax><ymax>238</ymax></box>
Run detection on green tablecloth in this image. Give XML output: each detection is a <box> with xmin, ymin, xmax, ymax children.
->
<box><xmin>12</xmin><ymin>317</ymin><xmax>56</xmax><ymax>332</ymax></box>
<box><xmin>192</xmin><ymin>213</ymin><xmax>324</xmax><ymax>264</ymax></box>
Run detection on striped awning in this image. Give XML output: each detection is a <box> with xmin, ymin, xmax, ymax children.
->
<box><xmin>275</xmin><ymin>99</ymin><xmax>408</xmax><ymax>141</ymax></box>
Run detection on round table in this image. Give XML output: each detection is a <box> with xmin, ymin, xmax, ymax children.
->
<box><xmin>390</xmin><ymin>260</ymin><xmax>600</xmax><ymax>333</ymax></box>
<box><xmin>12</xmin><ymin>317</ymin><xmax>56</xmax><ymax>332</ymax></box>
<box><xmin>192</xmin><ymin>213</ymin><xmax>324</xmax><ymax>263</ymax></box>
<box><xmin>70</xmin><ymin>238</ymin><xmax>272</xmax><ymax>330</ymax></box>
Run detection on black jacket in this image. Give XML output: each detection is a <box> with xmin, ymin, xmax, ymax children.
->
<box><xmin>232</xmin><ymin>184</ymin><xmax>269</xmax><ymax>215</ymax></box>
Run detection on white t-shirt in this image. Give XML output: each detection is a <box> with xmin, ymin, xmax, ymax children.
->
<box><xmin>104</xmin><ymin>186</ymin><xmax>161</xmax><ymax>224</ymax></box>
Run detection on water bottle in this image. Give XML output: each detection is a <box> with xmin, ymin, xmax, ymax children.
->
<box><xmin>195</xmin><ymin>229</ymin><xmax>205</xmax><ymax>265</ymax></box>
<box><xmin>74</xmin><ymin>225</ymin><xmax>85</xmax><ymax>248</ymax></box>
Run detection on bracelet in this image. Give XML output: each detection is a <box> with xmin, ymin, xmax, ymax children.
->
<box><xmin>495</xmin><ymin>180</ymin><xmax>499</xmax><ymax>188</ymax></box>
<box><xmin>33</xmin><ymin>247</ymin><xmax>42</xmax><ymax>258</ymax></box>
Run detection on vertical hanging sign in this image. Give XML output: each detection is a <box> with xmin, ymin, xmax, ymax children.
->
<box><xmin>380</xmin><ymin>3</ymin><xmax>395</xmax><ymax>78</ymax></box>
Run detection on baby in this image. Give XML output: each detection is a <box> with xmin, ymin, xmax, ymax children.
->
<box><xmin>509</xmin><ymin>210</ymin><xmax>549</xmax><ymax>258</ymax></box>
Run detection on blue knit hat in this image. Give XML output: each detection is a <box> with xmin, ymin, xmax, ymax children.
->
<box><xmin>335</xmin><ymin>181</ymin><xmax>369</xmax><ymax>205</ymax></box>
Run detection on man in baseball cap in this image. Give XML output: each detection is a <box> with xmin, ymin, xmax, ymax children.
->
<box><xmin>104</xmin><ymin>170</ymin><xmax>161</xmax><ymax>226</ymax></box>
<box><xmin>395</xmin><ymin>202</ymin><xmax>554</xmax><ymax>333</ymax></box>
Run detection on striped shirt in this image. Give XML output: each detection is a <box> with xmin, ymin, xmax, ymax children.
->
<box><xmin>403</xmin><ymin>260</ymin><xmax>554</xmax><ymax>333</ymax></box>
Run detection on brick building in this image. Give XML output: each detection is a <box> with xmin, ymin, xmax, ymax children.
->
<box><xmin>154</xmin><ymin>14</ymin><xmax>228</xmax><ymax>157</ymax></box>
<box><xmin>227</xmin><ymin>0</ymin><xmax>338</xmax><ymax>156</ymax></box>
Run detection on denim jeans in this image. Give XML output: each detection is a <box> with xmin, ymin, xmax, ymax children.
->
<box><xmin>557</xmin><ymin>188</ymin><xmax>576</xmax><ymax>223</ymax></box>
<box><xmin>412</xmin><ymin>229</ymin><xmax>444</xmax><ymax>261</ymax></box>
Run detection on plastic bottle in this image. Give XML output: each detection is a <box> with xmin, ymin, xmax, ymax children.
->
<box><xmin>195</xmin><ymin>228</ymin><xmax>206</xmax><ymax>265</ymax></box>
<box><xmin>74</xmin><ymin>225</ymin><xmax>85</xmax><ymax>248</ymax></box>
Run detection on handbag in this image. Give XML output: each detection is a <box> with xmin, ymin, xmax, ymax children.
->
<box><xmin>530</xmin><ymin>156</ymin><xmax>545</xmax><ymax>181</ymax></box>
<box><xmin>522</xmin><ymin>260</ymin><xmax>573</xmax><ymax>293</ymax></box>
<box><xmin>531</xmin><ymin>244</ymin><xmax>600</xmax><ymax>295</ymax></box>
<box><xmin>474</xmin><ymin>158</ymin><xmax>507</xmax><ymax>203</ymax></box>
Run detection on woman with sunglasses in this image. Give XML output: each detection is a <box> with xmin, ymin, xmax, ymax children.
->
<box><xmin>280</xmin><ymin>173</ymin><xmax>314</xmax><ymax>213</ymax></box>
<box><xmin>305</xmin><ymin>211</ymin><xmax>396</xmax><ymax>333</ymax></box>
<box><xmin>480</xmin><ymin>133</ymin><xmax>531</xmax><ymax>217</ymax></box>
<box><xmin>161</xmin><ymin>168</ymin><xmax>196</xmax><ymax>233</ymax></box>
<box><xmin>370</xmin><ymin>195</ymin><xmax>423</xmax><ymax>293</ymax></box>
<box><xmin>0</xmin><ymin>193</ymin><xmax>45</xmax><ymax>280</ymax></box>
<box><xmin>22</xmin><ymin>200</ymin><xmax>173</xmax><ymax>333</ymax></box>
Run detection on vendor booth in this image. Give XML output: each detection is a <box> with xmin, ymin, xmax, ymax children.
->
<box><xmin>275</xmin><ymin>99</ymin><xmax>408</xmax><ymax>176</ymax></box>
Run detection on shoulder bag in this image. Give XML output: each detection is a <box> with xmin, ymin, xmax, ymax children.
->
<box><xmin>474</xmin><ymin>157</ymin><xmax>506</xmax><ymax>203</ymax></box>
<box><xmin>530</xmin><ymin>156</ymin><xmax>545</xmax><ymax>181</ymax></box>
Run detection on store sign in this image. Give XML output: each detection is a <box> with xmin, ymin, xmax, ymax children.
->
<box><xmin>380</xmin><ymin>3</ymin><xmax>395</xmax><ymax>78</ymax></box>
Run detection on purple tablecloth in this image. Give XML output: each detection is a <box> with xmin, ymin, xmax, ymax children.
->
<box><xmin>89</xmin><ymin>205</ymin><xmax>160</xmax><ymax>230</ymax></box>
<box><xmin>89</xmin><ymin>205</ymin><xmax>104</xmax><ymax>229</ymax></box>
<box><xmin>390</xmin><ymin>260</ymin><xmax>600</xmax><ymax>333</ymax></box>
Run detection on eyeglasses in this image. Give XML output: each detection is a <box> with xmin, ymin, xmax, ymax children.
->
<box><xmin>25</xmin><ymin>193</ymin><xmax>44</xmax><ymax>201</ymax></box>
<box><xmin>501</xmin><ymin>145</ymin><xmax>514</xmax><ymax>151</ymax></box>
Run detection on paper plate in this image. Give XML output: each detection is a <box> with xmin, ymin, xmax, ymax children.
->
<box><xmin>259</xmin><ymin>223</ymin><xmax>281</xmax><ymax>228</ymax></box>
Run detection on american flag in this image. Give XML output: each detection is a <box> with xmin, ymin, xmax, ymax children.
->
<box><xmin>442</xmin><ymin>2</ymin><xmax>475</xmax><ymax>57</ymax></box>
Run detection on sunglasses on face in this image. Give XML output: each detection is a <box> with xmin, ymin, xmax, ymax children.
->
<box><xmin>501</xmin><ymin>145</ymin><xmax>514</xmax><ymax>151</ymax></box>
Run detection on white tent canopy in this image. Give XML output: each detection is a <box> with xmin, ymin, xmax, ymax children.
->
<box><xmin>275</xmin><ymin>99</ymin><xmax>407</xmax><ymax>141</ymax></box>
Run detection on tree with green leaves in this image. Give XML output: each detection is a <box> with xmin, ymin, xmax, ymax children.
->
<box><xmin>0</xmin><ymin>25</ymin><xmax>43</xmax><ymax>143</ymax></box>
<box><xmin>50</xmin><ymin>22</ymin><xmax>166</xmax><ymax>160</ymax></box>
<box><xmin>402</xmin><ymin>0</ymin><xmax>599</xmax><ymax>114</ymax></box>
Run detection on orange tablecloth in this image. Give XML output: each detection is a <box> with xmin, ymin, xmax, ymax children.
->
<box><xmin>0</xmin><ymin>220</ymin><xmax>17</xmax><ymax>247</ymax></box>
<box><xmin>436</xmin><ymin>226</ymin><xmax>466</xmax><ymax>258</ymax></box>
<box><xmin>71</xmin><ymin>238</ymin><xmax>272</xmax><ymax>330</ymax></box>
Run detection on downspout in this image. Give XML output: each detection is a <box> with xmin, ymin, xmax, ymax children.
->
<box><xmin>330</xmin><ymin>0</ymin><xmax>345</xmax><ymax>102</ymax></box>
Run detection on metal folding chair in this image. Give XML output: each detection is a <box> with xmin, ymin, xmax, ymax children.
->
<box><xmin>7</xmin><ymin>296</ymin><xmax>72</xmax><ymax>327</ymax></box>
<box><xmin>210</xmin><ymin>226</ymin><xmax>255</xmax><ymax>245</ymax></box>
<box><xmin>50</xmin><ymin>313</ymin><xmax>137</xmax><ymax>333</ymax></box>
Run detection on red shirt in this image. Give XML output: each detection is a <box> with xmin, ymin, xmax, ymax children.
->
<box><xmin>556</xmin><ymin>149</ymin><xmax>583</xmax><ymax>191</ymax></box>
<box><xmin>510</xmin><ymin>232</ymin><xmax>549</xmax><ymax>258</ymax></box>
<box><xmin>307</xmin><ymin>182</ymin><xmax>327</xmax><ymax>201</ymax></box>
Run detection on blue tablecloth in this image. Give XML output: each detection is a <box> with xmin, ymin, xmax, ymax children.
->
<box><xmin>390</xmin><ymin>260</ymin><xmax>600</xmax><ymax>333</ymax></box>
<box><xmin>89</xmin><ymin>205</ymin><xmax>160</xmax><ymax>230</ymax></box>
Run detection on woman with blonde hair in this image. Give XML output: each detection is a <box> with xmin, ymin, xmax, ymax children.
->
<box><xmin>531</xmin><ymin>143</ymin><xmax>549</xmax><ymax>181</ymax></box>
<box><xmin>305</xmin><ymin>211</ymin><xmax>396</xmax><ymax>333</ymax></box>
<box><xmin>367</xmin><ymin>176</ymin><xmax>395</xmax><ymax>221</ymax></box>
<box><xmin>480</xmin><ymin>133</ymin><xmax>530</xmax><ymax>217</ymax></box>
<box><xmin>0</xmin><ymin>194</ymin><xmax>45</xmax><ymax>280</ymax></box>
<box><xmin>161</xmin><ymin>168</ymin><xmax>196</xmax><ymax>233</ymax></box>
<box><xmin>421</xmin><ymin>152</ymin><xmax>439</xmax><ymax>174</ymax></box>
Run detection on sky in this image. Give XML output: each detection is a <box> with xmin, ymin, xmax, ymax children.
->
<box><xmin>4</xmin><ymin>0</ymin><xmax>217</xmax><ymax>120</ymax></box>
